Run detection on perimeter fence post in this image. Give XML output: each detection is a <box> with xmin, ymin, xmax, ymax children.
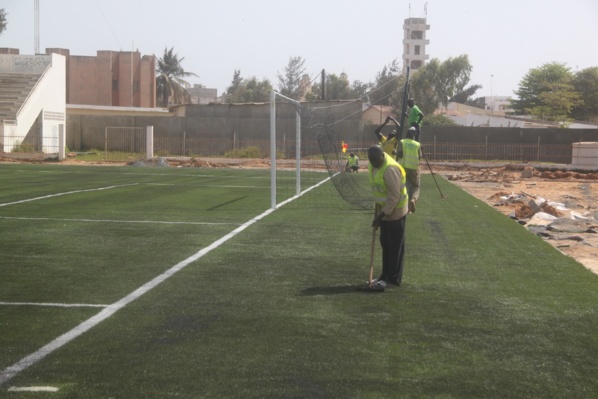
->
<box><xmin>58</xmin><ymin>124</ymin><xmax>65</xmax><ymax>161</ymax></box>
<box><xmin>146</xmin><ymin>126</ymin><xmax>154</xmax><ymax>159</ymax></box>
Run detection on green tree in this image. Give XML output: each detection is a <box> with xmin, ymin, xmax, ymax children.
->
<box><xmin>155</xmin><ymin>47</ymin><xmax>198</xmax><ymax>107</ymax></box>
<box><xmin>306</xmin><ymin>72</ymin><xmax>355</xmax><ymax>100</ymax></box>
<box><xmin>224</xmin><ymin>70</ymin><xmax>272</xmax><ymax>103</ymax></box>
<box><xmin>410</xmin><ymin>59</ymin><xmax>441</xmax><ymax>116</ymax></box>
<box><xmin>407</xmin><ymin>55</ymin><xmax>478</xmax><ymax>116</ymax></box>
<box><xmin>352</xmin><ymin>80</ymin><xmax>372</xmax><ymax>100</ymax></box>
<box><xmin>511</xmin><ymin>62</ymin><xmax>580</xmax><ymax>123</ymax></box>
<box><xmin>0</xmin><ymin>9</ymin><xmax>7</xmax><ymax>36</ymax></box>
<box><xmin>449</xmin><ymin>84</ymin><xmax>483</xmax><ymax>104</ymax></box>
<box><xmin>435</xmin><ymin>55</ymin><xmax>474</xmax><ymax>109</ymax></box>
<box><xmin>224</xmin><ymin>70</ymin><xmax>243</xmax><ymax>102</ymax></box>
<box><xmin>572</xmin><ymin>67</ymin><xmax>598</xmax><ymax>121</ymax></box>
<box><xmin>369</xmin><ymin>59</ymin><xmax>402</xmax><ymax>106</ymax></box>
<box><xmin>277</xmin><ymin>56</ymin><xmax>308</xmax><ymax>100</ymax></box>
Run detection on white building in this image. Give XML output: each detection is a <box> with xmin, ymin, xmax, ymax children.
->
<box><xmin>402</xmin><ymin>17</ymin><xmax>430</xmax><ymax>75</ymax></box>
<box><xmin>484</xmin><ymin>96</ymin><xmax>512</xmax><ymax>113</ymax></box>
<box><xmin>188</xmin><ymin>84</ymin><xmax>218</xmax><ymax>104</ymax></box>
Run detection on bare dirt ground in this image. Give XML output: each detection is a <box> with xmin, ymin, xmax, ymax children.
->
<box><xmin>431</xmin><ymin>163</ymin><xmax>598</xmax><ymax>275</ymax></box>
<box><xmin>2</xmin><ymin>154</ymin><xmax>597</xmax><ymax>275</ymax></box>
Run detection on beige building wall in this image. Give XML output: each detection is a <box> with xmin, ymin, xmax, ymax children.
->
<box><xmin>46</xmin><ymin>48</ymin><xmax>156</xmax><ymax>108</ymax></box>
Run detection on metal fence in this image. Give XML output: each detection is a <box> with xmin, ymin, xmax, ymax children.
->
<box><xmin>117</xmin><ymin>135</ymin><xmax>576</xmax><ymax>164</ymax></box>
<box><xmin>421</xmin><ymin>141</ymin><xmax>572</xmax><ymax>164</ymax></box>
<box><xmin>0</xmin><ymin>130</ymin><xmax>576</xmax><ymax>165</ymax></box>
<box><xmin>0</xmin><ymin>123</ymin><xmax>59</xmax><ymax>154</ymax></box>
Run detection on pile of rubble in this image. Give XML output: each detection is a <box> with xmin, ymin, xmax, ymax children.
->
<box><xmin>127</xmin><ymin>157</ymin><xmax>237</xmax><ymax>168</ymax></box>
<box><xmin>493</xmin><ymin>192</ymin><xmax>598</xmax><ymax>244</ymax></box>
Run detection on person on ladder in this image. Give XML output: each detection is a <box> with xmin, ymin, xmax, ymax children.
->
<box><xmin>397</xmin><ymin>127</ymin><xmax>422</xmax><ymax>213</ymax></box>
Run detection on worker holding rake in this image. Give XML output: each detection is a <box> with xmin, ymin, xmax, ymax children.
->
<box><xmin>366</xmin><ymin>145</ymin><xmax>409</xmax><ymax>290</ymax></box>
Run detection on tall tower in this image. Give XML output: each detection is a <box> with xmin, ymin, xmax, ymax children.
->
<box><xmin>402</xmin><ymin>16</ymin><xmax>429</xmax><ymax>75</ymax></box>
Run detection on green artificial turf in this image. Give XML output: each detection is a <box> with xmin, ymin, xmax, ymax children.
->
<box><xmin>1</xmin><ymin>164</ymin><xmax>597</xmax><ymax>398</ymax></box>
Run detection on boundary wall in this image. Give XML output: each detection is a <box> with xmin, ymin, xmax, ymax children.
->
<box><xmin>65</xmin><ymin>102</ymin><xmax>598</xmax><ymax>154</ymax></box>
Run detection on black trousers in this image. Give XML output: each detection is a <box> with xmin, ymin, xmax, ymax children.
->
<box><xmin>410</xmin><ymin>122</ymin><xmax>421</xmax><ymax>142</ymax></box>
<box><xmin>378</xmin><ymin>216</ymin><xmax>407</xmax><ymax>285</ymax></box>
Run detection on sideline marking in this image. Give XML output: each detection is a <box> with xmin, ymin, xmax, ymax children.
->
<box><xmin>0</xmin><ymin>184</ymin><xmax>139</xmax><ymax>208</ymax></box>
<box><xmin>0</xmin><ymin>302</ymin><xmax>108</xmax><ymax>308</ymax></box>
<box><xmin>145</xmin><ymin>183</ymin><xmax>264</xmax><ymax>188</ymax></box>
<box><xmin>0</xmin><ymin>216</ymin><xmax>240</xmax><ymax>226</ymax></box>
<box><xmin>8</xmin><ymin>386</ymin><xmax>59</xmax><ymax>392</ymax></box>
<box><xmin>0</xmin><ymin>176</ymin><xmax>331</xmax><ymax>387</ymax></box>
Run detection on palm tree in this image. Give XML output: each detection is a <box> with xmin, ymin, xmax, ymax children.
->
<box><xmin>156</xmin><ymin>47</ymin><xmax>198</xmax><ymax>107</ymax></box>
<box><xmin>0</xmin><ymin>9</ymin><xmax>7</xmax><ymax>36</ymax></box>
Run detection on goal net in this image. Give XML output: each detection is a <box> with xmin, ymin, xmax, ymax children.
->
<box><xmin>270</xmin><ymin>92</ymin><xmax>374</xmax><ymax>210</ymax></box>
<box><xmin>270</xmin><ymin>68</ymin><xmax>411</xmax><ymax>210</ymax></box>
<box><xmin>104</xmin><ymin>126</ymin><xmax>153</xmax><ymax>162</ymax></box>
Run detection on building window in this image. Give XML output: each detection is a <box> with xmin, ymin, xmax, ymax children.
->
<box><xmin>112</xmin><ymin>80</ymin><xmax>118</xmax><ymax>91</ymax></box>
<box><xmin>133</xmin><ymin>81</ymin><xmax>139</xmax><ymax>92</ymax></box>
<box><xmin>411</xmin><ymin>30</ymin><xmax>423</xmax><ymax>40</ymax></box>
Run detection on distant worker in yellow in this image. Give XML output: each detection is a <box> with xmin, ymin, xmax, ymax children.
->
<box><xmin>397</xmin><ymin>127</ymin><xmax>422</xmax><ymax>213</ymax></box>
<box><xmin>345</xmin><ymin>152</ymin><xmax>359</xmax><ymax>173</ymax></box>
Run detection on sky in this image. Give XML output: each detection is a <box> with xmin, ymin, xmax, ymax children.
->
<box><xmin>1</xmin><ymin>0</ymin><xmax>597</xmax><ymax>99</ymax></box>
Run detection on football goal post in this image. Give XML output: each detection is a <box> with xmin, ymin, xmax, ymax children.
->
<box><xmin>104</xmin><ymin>126</ymin><xmax>154</xmax><ymax>162</ymax></box>
<box><xmin>269</xmin><ymin>91</ymin><xmax>374</xmax><ymax>211</ymax></box>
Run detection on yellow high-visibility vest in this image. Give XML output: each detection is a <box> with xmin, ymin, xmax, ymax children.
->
<box><xmin>399</xmin><ymin>138</ymin><xmax>421</xmax><ymax>170</ymax></box>
<box><xmin>368</xmin><ymin>153</ymin><xmax>408</xmax><ymax>209</ymax></box>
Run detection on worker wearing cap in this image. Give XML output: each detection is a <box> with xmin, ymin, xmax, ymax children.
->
<box><xmin>397</xmin><ymin>127</ymin><xmax>422</xmax><ymax>213</ymax></box>
<box><xmin>374</xmin><ymin>115</ymin><xmax>401</xmax><ymax>157</ymax></box>
<box><xmin>368</xmin><ymin>145</ymin><xmax>409</xmax><ymax>289</ymax></box>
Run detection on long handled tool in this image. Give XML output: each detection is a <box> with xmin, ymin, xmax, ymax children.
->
<box><xmin>356</xmin><ymin>207</ymin><xmax>385</xmax><ymax>293</ymax></box>
<box><xmin>367</xmin><ymin>226</ymin><xmax>377</xmax><ymax>287</ymax></box>
<box><xmin>421</xmin><ymin>148</ymin><xmax>448</xmax><ymax>200</ymax></box>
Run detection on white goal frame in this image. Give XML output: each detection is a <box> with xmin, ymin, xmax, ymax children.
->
<box><xmin>270</xmin><ymin>91</ymin><xmax>302</xmax><ymax>209</ymax></box>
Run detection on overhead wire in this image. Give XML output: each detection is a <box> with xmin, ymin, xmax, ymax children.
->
<box><xmin>303</xmin><ymin>73</ymin><xmax>406</xmax><ymax>126</ymax></box>
<box><xmin>92</xmin><ymin>0</ymin><xmax>123</xmax><ymax>50</ymax></box>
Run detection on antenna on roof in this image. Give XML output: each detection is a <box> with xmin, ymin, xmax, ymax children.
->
<box><xmin>34</xmin><ymin>0</ymin><xmax>40</xmax><ymax>54</ymax></box>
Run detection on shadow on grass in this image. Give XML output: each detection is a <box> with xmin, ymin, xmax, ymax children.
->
<box><xmin>300</xmin><ymin>285</ymin><xmax>385</xmax><ymax>296</ymax></box>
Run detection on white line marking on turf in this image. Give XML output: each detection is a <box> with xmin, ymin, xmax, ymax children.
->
<box><xmin>0</xmin><ymin>176</ymin><xmax>331</xmax><ymax>387</ymax></box>
<box><xmin>8</xmin><ymin>386</ymin><xmax>59</xmax><ymax>392</ymax></box>
<box><xmin>0</xmin><ymin>302</ymin><xmax>108</xmax><ymax>308</ymax></box>
<box><xmin>0</xmin><ymin>184</ymin><xmax>139</xmax><ymax>207</ymax></box>
<box><xmin>144</xmin><ymin>183</ymin><xmax>264</xmax><ymax>188</ymax></box>
<box><xmin>0</xmin><ymin>208</ymin><xmax>275</xmax><ymax>386</ymax></box>
<box><xmin>0</xmin><ymin>216</ymin><xmax>241</xmax><ymax>226</ymax></box>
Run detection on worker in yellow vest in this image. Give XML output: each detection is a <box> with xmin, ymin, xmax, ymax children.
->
<box><xmin>345</xmin><ymin>152</ymin><xmax>359</xmax><ymax>173</ymax></box>
<box><xmin>367</xmin><ymin>145</ymin><xmax>409</xmax><ymax>289</ymax></box>
<box><xmin>397</xmin><ymin>127</ymin><xmax>422</xmax><ymax>213</ymax></box>
<box><xmin>374</xmin><ymin>116</ymin><xmax>401</xmax><ymax>157</ymax></box>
